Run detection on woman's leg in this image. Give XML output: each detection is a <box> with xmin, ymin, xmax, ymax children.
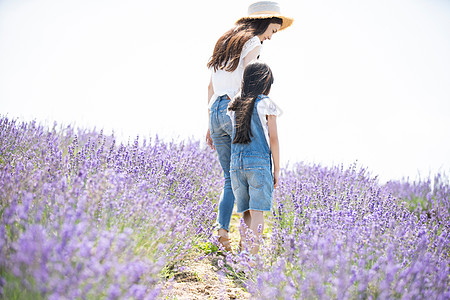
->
<box><xmin>212</xmin><ymin>131</ymin><xmax>234</xmax><ymax>234</ymax></box>
<box><xmin>214</xmin><ymin>135</ymin><xmax>234</xmax><ymax>251</ymax></box>
<box><xmin>210</xmin><ymin>98</ymin><xmax>234</xmax><ymax>250</ymax></box>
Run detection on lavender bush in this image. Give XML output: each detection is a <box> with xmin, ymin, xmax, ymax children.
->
<box><xmin>385</xmin><ymin>172</ymin><xmax>450</xmax><ymax>221</ymax></box>
<box><xmin>0</xmin><ymin>117</ymin><xmax>222</xmax><ymax>299</ymax></box>
<box><xmin>1</xmin><ymin>116</ymin><xmax>448</xmax><ymax>299</ymax></box>
<box><xmin>241</xmin><ymin>163</ymin><xmax>449</xmax><ymax>299</ymax></box>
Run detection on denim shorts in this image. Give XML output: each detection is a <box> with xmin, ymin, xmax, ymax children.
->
<box><xmin>230</xmin><ymin>163</ymin><xmax>273</xmax><ymax>213</ymax></box>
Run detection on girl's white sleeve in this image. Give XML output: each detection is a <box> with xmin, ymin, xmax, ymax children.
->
<box><xmin>259</xmin><ymin>97</ymin><xmax>282</xmax><ymax>117</ymax></box>
<box><xmin>257</xmin><ymin>97</ymin><xmax>281</xmax><ymax>147</ymax></box>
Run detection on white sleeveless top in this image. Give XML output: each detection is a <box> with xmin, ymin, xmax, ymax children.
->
<box><xmin>208</xmin><ymin>36</ymin><xmax>261</xmax><ymax>109</ymax></box>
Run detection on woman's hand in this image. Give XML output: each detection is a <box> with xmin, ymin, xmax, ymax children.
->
<box><xmin>206</xmin><ymin>128</ymin><xmax>215</xmax><ymax>150</ymax></box>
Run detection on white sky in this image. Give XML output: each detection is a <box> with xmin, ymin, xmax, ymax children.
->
<box><xmin>1</xmin><ymin>0</ymin><xmax>449</xmax><ymax>183</ymax></box>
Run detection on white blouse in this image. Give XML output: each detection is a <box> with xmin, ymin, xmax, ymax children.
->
<box><xmin>208</xmin><ymin>36</ymin><xmax>262</xmax><ymax>109</ymax></box>
<box><xmin>227</xmin><ymin>96</ymin><xmax>282</xmax><ymax>146</ymax></box>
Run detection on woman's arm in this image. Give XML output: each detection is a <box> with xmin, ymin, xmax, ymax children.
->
<box><xmin>206</xmin><ymin>76</ymin><xmax>215</xmax><ymax>150</ymax></box>
<box><xmin>208</xmin><ymin>75</ymin><xmax>214</xmax><ymax>101</ymax></box>
<box><xmin>243</xmin><ymin>46</ymin><xmax>260</xmax><ymax>68</ymax></box>
<box><xmin>231</xmin><ymin>46</ymin><xmax>261</xmax><ymax>101</ymax></box>
<box><xmin>267</xmin><ymin>115</ymin><xmax>279</xmax><ymax>188</ymax></box>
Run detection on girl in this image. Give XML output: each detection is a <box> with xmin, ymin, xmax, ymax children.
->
<box><xmin>227</xmin><ymin>60</ymin><xmax>280</xmax><ymax>255</ymax></box>
<box><xmin>206</xmin><ymin>1</ymin><xmax>292</xmax><ymax>251</ymax></box>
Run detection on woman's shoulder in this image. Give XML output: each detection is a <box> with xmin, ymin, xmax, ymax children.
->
<box><xmin>243</xmin><ymin>36</ymin><xmax>261</xmax><ymax>50</ymax></box>
<box><xmin>241</xmin><ymin>36</ymin><xmax>261</xmax><ymax>58</ymax></box>
<box><xmin>245</xmin><ymin>35</ymin><xmax>260</xmax><ymax>46</ymax></box>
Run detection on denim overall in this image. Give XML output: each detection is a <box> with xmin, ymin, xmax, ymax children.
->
<box><xmin>209</xmin><ymin>95</ymin><xmax>235</xmax><ymax>231</ymax></box>
<box><xmin>230</xmin><ymin>95</ymin><xmax>274</xmax><ymax>213</ymax></box>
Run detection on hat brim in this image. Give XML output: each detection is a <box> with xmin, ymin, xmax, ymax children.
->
<box><xmin>236</xmin><ymin>14</ymin><xmax>294</xmax><ymax>31</ymax></box>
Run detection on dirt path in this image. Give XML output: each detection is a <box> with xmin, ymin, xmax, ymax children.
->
<box><xmin>161</xmin><ymin>214</ymin><xmax>250</xmax><ymax>300</ymax></box>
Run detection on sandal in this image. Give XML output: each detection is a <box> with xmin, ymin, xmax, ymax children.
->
<box><xmin>218</xmin><ymin>236</ymin><xmax>232</xmax><ymax>252</ymax></box>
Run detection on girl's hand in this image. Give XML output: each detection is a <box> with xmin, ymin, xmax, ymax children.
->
<box><xmin>206</xmin><ymin>129</ymin><xmax>215</xmax><ymax>150</ymax></box>
<box><xmin>273</xmin><ymin>170</ymin><xmax>280</xmax><ymax>188</ymax></box>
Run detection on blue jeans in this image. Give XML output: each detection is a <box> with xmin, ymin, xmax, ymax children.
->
<box><xmin>209</xmin><ymin>95</ymin><xmax>234</xmax><ymax>231</ymax></box>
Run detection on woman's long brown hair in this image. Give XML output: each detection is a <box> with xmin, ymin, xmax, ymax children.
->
<box><xmin>228</xmin><ymin>60</ymin><xmax>274</xmax><ymax>144</ymax></box>
<box><xmin>207</xmin><ymin>17</ymin><xmax>282</xmax><ymax>72</ymax></box>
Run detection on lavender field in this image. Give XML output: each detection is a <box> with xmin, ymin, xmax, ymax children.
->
<box><xmin>0</xmin><ymin>116</ymin><xmax>449</xmax><ymax>299</ymax></box>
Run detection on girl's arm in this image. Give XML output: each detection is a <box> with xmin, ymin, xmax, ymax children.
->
<box><xmin>267</xmin><ymin>115</ymin><xmax>279</xmax><ymax>188</ymax></box>
<box><xmin>206</xmin><ymin>76</ymin><xmax>215</xmax><ymax>150</ymax></box>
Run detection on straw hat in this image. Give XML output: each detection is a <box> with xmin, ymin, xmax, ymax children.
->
<box><xmin>236</xmin><ymin>1</ymin><xmax>294</xmax><ymax>31</ymax></box>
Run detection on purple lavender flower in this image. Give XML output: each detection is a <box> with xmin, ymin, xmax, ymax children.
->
<box><xmin>0</xmin><ymin>116</ymin><xmax>222</xmax><ymax>298</ymax></box>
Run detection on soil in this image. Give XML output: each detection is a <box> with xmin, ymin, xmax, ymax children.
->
<box><xmin>160</xmin><ymin>214</ymin><xmax>250</xmax><ymax>300</ymax></box>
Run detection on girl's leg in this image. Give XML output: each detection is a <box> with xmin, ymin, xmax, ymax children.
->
<box><xmin>249</xmin><ymin>210</ymin><xmax>264</xmax><ymax>255</ymax></box>
<box><xmin>240</xmin><ymin>210</ymin><xmax>264</xmax><ymax>254</ymax></box>
<box><xmin>239</xmin><ymin>210</ymin><xmax>252</xmax><ymax>251</ymax></box>
<box><xmin>243</xmin><ymin>210</ymin><xmax>252</xmax><ymax>229</ymax></box>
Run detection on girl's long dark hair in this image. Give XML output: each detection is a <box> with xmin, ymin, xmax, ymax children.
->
<box><xmin>228</xmin><ymin>61</ymin><xmax>274</xmax><ymax>144</ymax></box>
<box><xmin>207</xmin><ymin>17</ymin><xmax>282</xmax><ymax>72</ymax></box>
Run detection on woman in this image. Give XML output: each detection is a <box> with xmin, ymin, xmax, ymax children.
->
<box><xmin>206</xmin><ymin>1</ymin><xmax>293</xmax><ymax>251</ymax></box>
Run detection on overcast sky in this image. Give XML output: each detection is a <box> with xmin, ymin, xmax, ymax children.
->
<box><xmin>1</xmin><ymin>0</ymin><xmax>449</xmax><ymax>183</ymax></box>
